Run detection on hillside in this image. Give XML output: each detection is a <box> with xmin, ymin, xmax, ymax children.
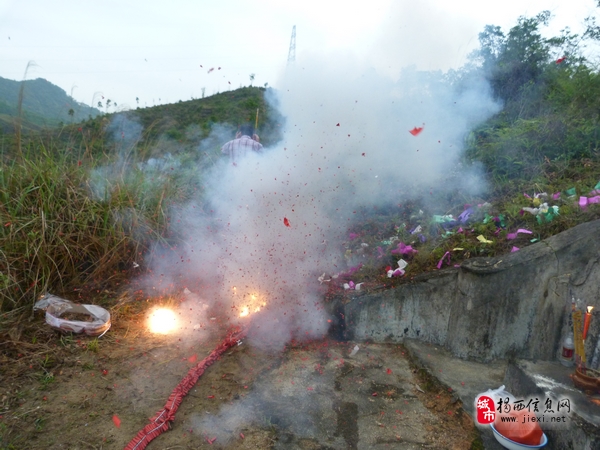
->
<box><xmin>0</xmin><ymin>76</ymin><xmax>101</xmax><ymax>132</ymax></box>
<box><xmin>121</xmin><ymin>86</ymin><xmax>283</xmax><ymax>145</ymax></box>
<box><xmin>45</xmin><ymin>86</ymin><xmax>285</xmax><ymax>163</ymax></box>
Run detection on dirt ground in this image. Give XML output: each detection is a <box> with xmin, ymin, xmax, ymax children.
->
<box><xmin>0</xmin><ymin>298</ymin><xmax>480</xmax><ymax>450</ymax></box>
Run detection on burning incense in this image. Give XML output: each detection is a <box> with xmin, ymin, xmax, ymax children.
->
<box><xmin>583</xmin><ymin>306</ymin><xmax>594</xmax><ymax>340</ymax></box>
<box><xmin>572</xmin><ymin>310</ymin><xmax>586</xmax><ymax>369</ymax></box>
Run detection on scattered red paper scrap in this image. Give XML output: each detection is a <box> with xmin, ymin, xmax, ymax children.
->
<box><xmin>386</xmin><ymin>368</ymin><xmax>392</xmax><ymax>374</ymax></box>
<box><xmin>409</xmin><ymin>126</ymin><xmax>423</xmax><ymax>136</ymax></box>
<box><xmin>207</xmin><ymin>395</ymin><xmax>215</xmax><ymax>399</ymax></box>
<box><xmin>556</xmin><ymin>57</ymin><xmax>566</xmax><ymax>64</ymax></box>
<box><xmin>102</xmin><ymin>369</ymin><xmax>108</xmax><ymax>376</ymax></box>
<box><xmin>240</xmin><ymin>433</ymin><xmax>245</xmax><ymax>439</ymax></box>
<box><xmin>206</xmin><ymin>436</ymin><xmax>217</xmax><ymax>444</ymax></box>
<box><xmin>188</xmin><ymin>354</ymin><xmax>197</xmax><ymax>363</ymax></box>
<box><xmin>372</xmin><ymin>392</ymin><xmax>378</xmax><ymax>397</ymax></box>
<box><xmin>112</xmin><ymin>415</ymin><xmax>121</xmax><ymax>428</ymax></box>
<box><xmin>283</xmin><ymin>217</ymin><xmax>291</xmax><ymax>227</ymax></box>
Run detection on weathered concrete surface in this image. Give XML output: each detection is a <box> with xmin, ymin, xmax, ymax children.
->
<box><xmin>503</xmin><ymin>360</ymin><xmax>600</xmax><ymax>450</ymax></box>
<box><xmin>341</xmin><ymin>270</ymin><xmax>457</xmax><ymax>345</ymax></box>
<box><xmin>340</xmin><ymin>219</ymin><xmax>600</xmax><ymax>364</ymax></box>
<box><xmin>404</xmin><ymin>340</ymin><xmax>600</xmax><ymax>449</ymax></box>
<box><xmin>403</xmin><ymin>339</ymin><xmax>507</xmax><ymax>450</ymax></box>
<box><xmin>333</xmin><ymin>219</ymin><xmax>600</xmax><ymax>449</ymax></box>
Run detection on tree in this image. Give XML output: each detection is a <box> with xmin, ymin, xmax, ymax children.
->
<box><xmin>249</xmin><ymin>73</ymin><xmax>255</xmax><ymax>86</ymax></box>
<box><xmin>471</xmin><ymin>11</ymin><xmax>552</xmax><ymax>119</ymax></box>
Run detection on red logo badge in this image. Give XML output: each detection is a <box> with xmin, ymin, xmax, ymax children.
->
<box><xmin>475</xmin><ymin>395</ymin><xmax>496</xmax><ymax>424</ymax></box>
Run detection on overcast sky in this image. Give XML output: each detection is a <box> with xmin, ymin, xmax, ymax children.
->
<box><xmin>0</xmin><ymin>0</ymin><xmax>598</xmax><ymax>110</ymax></box>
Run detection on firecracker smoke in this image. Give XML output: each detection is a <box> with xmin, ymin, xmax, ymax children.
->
<box><xmin>142</xmin><ymin>49</ymin><xmax>500</xmax><ymax>352</ymax></box>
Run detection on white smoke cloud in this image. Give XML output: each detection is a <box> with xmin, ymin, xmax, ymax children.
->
<box><xmin>141</xmin><ymin>24</ymin><xmax>500</xmax><ymax>352</ymax></box>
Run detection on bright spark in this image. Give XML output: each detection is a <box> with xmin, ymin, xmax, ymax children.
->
<box><xmin>148</xmin><ymin>308</ymin><xmax>178</xmax><ymax>334</ymax></box>
<box><xmin>238</xmin><ymin>293</ymin><xmax>266</xmax><ymax>318</ymax></box>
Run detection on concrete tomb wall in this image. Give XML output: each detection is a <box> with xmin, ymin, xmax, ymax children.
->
<box><xmin>338</xmin><ymin>219</ymin><xmax>600</xmax><ymax>364</ymax></box>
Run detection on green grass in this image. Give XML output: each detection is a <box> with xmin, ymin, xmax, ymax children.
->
<box><xmin>0</xmin><ymin>86</ymin><xmax>278</xmax><ymax>320</ymax></box>
<box><xmin>340</xmin><ymin>159</ymin><xmax>600</xmax><ymax>288</ymax></box>
<box><xmin>0</xmin><ymin>135</ymin><xmax>178</xmax><ymax>315</ymax></box>
<box><xmin>86</xmin><ymin>338</ymin><xmax>99</xmax><ymax>353</ymax></box>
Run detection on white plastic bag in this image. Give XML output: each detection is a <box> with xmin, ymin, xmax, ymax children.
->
<box><xmin>33</xmin><ymin>294</ymin><xmax>111</xmax><ymax>337</ymax></box>
<box><xmin>476</xmin><ymin>385</ymin><xmax>516</xmax><ymax>415</ymax></box>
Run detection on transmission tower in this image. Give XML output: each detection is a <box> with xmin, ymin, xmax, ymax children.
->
<box><xmin>287</xmin><ymin>25</ymin><xmax>296</xmax><ymax>64</ymax></box>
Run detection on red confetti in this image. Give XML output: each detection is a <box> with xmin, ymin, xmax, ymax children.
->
<box><xmin>386</xmin><ymin>368</ymin><xmax>392</xmax><ymax>375</ymax></box>
<box><xmin>112</xmin><ymin>415</ymin><xmax>121</xmax><ymax>428</ymax></box>
<box><xmin>556</xmin><ymin>57</ymin><xmax>566</xmax><ymax>64</ymax></box>
<box><xmin>283</xmin><ymin>217</ymin><xmax>291</xmax><ymax>227</ymax></box>
<box><xmin>206</xmin><ymin>436</ymin><xmax>217</xmax><ymax>444</ymax></box>
<box><xmin>409</xmin><ymin>127</ymin><xmax>423</xmax><ymax>136</ymax></box>
<box><xmin>102</xmin><ymin>369</ymin><xmax>108</xmax><ymax>376</ymax></box>
<box><xmin>240</xmin><ymin>433</ymin><xmax>245</xmax><ymax>439</ymax></box>
<box><xmin>188</xmin><ymin>354</ymin><xmax>197</xmax><ymax>363</ymax></box>
<box><xmin>207</xmin><ymin>395</ymin><xmax>215</xmax><ymax>399</ymax></box>
<box><xmin>372</xmin><ymin>392</ymin><xmax>378</xmax><ymax>397</ymax></box>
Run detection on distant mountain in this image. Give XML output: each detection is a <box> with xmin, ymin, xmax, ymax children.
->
<box><xmin>0</xmin><ymin>76</ymin><xmax>101</xmax><ymax>132</ymax></box>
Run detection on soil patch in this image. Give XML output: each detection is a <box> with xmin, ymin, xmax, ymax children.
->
<box><xmin>1</xmin><ymin>303</ymin><xmax>479</xmax><ymax>449</ymax></box>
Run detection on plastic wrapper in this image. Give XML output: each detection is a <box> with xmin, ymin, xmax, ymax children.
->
<box><xmin>33</xmin><ymin>294</ymin><xmax>111</xmax><ymax>337</ymax></box>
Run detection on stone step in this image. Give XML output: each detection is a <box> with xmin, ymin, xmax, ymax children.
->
<box><xmin>403</xmin><ymin>339</ymin><xmax>600</xmax><ymax>449</ymax></box>
<box><xmin>504</xmin><ymin>359</ymin><xmax>600</xmax><ymax>449</ymax></box>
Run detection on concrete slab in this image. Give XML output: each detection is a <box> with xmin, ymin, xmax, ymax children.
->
<box><xmin>503</xmin><ymin>359</ymin><xmax>600</xmax><ymax>449</ymax></box>
<box><xmin>404</xmin><ymin>339</ymin><xmax>600</xmax><ymax>449</ymax></box>
<box><xmin>403</xmin><ymin>338</ymin><xmax>507</xmax><ymax>449</ymax></box>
